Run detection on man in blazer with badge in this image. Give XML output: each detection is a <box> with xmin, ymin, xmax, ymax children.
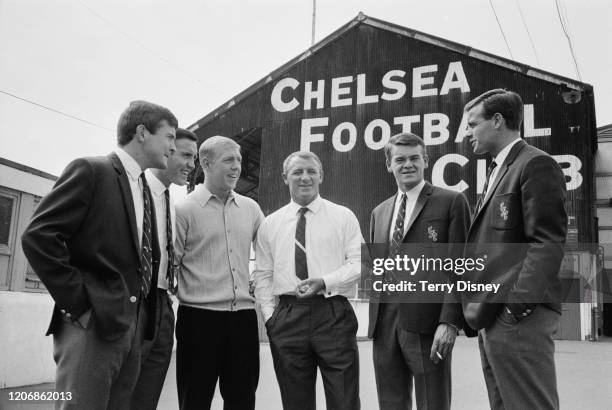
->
<box><xmin>21</xmin><ymin>101</ymin><xmax>177</xmax><ymax>409</ymax></box>
<box><xmin>462</xmin><ymin>89</ymin><xmax>567</xmax><ymax>410</ymax></box>
<box><xmin>368</xmin><ymin>132</ymin><xmax>471</xmax><ymax>410</ymax></box>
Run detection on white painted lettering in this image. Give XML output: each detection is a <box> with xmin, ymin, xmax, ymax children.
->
<box><xmin>300</xmin><ymin>117</ymin><xmax>328</xmax><ymax>151</ymax></box>
<box><xmin>413</xmin><ymin>65</ymin><xmax>438</xmax><ymax>97</ymax></box>
<box><xmin>271</xmin><ymin>77</ymin><xmax>300</xmax><ymax>112</ymax></box>
<box><xmin>331</xmin><ymin>76</ymin><xmax>353</xmax><ymax>107</ymax></box>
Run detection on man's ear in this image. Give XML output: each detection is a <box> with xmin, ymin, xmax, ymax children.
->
<box><xmin>282</xmin><ymin>172</ymin><xmax>288</xmax><ymax>186</ymax></box>
<box><xmin>493</xmin><ymin>113</ymin><xmax>504</xmax><ymax>129</ymax></box>
<box><xmin>135</xmin><ymin>124</ymin><xmax>147</xmax><ymax>142</ymax></box>
<box><xmin>200</xmin><ymin>156</ymin><xmax>209</xmax><ymax>170</ymax></box>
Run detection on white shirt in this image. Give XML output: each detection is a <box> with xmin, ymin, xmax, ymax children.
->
<box><xmin>114</xmin><ymin>148</ymin><xmax>144</xmax><ymax>246</ymax></box>
<box><xmin>254</xmin><ymin>196</ymin><xmax>364</xmax><ymax>321</ymax></box>
<box><xmin>485</xmin><ymin>138</ymin><xmax>521</xmax><ymax>200</ymax></box>
<box><xmin>389</xmin><ymin>180</ymin><xmax>426</xmax><ymax>241</ymax></box>
<box><xmin>145</xmin><ymin>170</ymin><xmax>176</xmax><ymax>290</ymax></box>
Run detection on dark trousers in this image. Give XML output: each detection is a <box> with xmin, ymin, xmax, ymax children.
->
<box><xmin>52</xmin><ymin>300</ymin><xmax>147</xmax><ymax>410</ymax></box>
<box><xmin>373</xmin><ymin>303</ymin><xmax>451</xmax><ymax>410</ymax></box>
<box><xmin>479</xmin><ymin>305</ymin><xmax>560</xmax><ymax>410</ymax></box>
<box><xmin>176</xmin><ymin>306</ymin><xmax>259</xmax><ymax>410</ymax></box>
<box><xmin>267</xmin><ymin>295</ymin><xmax>360</xmax><ymax>410</ymax></box>
<box><xmin>131</xmin><ymin>290</ymin><xmax>175</xmax><ymax>410</ymax></box>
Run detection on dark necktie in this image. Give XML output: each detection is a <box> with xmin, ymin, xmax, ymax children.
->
<box><xmin>389</xmin><ymin>193</ymin><xmax>407</xmax><ymax>258</ymax></box>
<box><xmin>474</xmin><ymin>161</ymin><xmax>497</xmax><ymax>215</ymax></box>
<box><xmin>383</xmin><ymin>193</ymin><xmax>407</xmax><ymax>290</ymax></box>
<box><xmin>140</xmin><ymin>173</ymin><xmax>154</xmax><ymax>297</ymax></box>
<box><xmin>164</xmin><ymin>189</ymin><xmax>178</xmax><ymax>295</ymax></box>
<box><xmin>295</xmin><ymin>207</ymin><xmax>309</xmax><ymax>280</ymax></box>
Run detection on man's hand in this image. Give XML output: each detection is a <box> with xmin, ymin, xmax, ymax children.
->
<box><xmin>296</xmin><ymin>278</ymin><xmax>326</xmax><ymax>298</ymax></box>
<box><xmin>429</xmin><ymin>323</ymin><xmax>457</xmax><ymax>364</ymax></box>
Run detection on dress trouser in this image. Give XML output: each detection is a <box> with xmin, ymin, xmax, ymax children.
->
<box><xmin>373</xmin><ymin>303</ymin><xmax>451</xmax><ymax>410</ymax></box>
<box><xmin>267</xmin><ymin>295</ymin><xmax>360</xmax><ymax>410</ymax></box>
<box><xmin>131</xmin><ymin>290</ymin><xmax>175</xmax><ymax>410</ymax></box>
<box><xmin>176</xmin><ymin>306</ymin><xmax>259</xmax><ymax>410</ymax></box>
<box><xmin>52</xmin><ymin>297</ymin><xmax>147</xmax><ymax>410</ymax></box>
<box><xmin>479</xmin><ymin>305</ymin><xmax>560</xmax><ymax>410</ymax></box>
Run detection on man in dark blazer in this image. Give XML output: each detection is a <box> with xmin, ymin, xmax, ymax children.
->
<box><xmin>21</xmin><ymin>100</ymin><xmax>178</xmax><ymax>410</ymax></box>
<box><xmin>462</xmin><ymin>89</ymin><xmax>567</xmax><ymax>410</ymax></box>
<box><xmin>369</xmin><ymin>132</ymin><xmax>471</xmax><ymax>410</ymax></box>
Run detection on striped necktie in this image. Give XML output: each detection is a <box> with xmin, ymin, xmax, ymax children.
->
<box><xmin>295</xmin><ymin>207</ymin><xmax>309</xmax><ymax>280</ymax></box>
<box><xmin>389</xmin><ymin>193</ymin><xmax>407</xmax><ymax>258</ymax></box>
<box><xmin>164</xmin><ymin>189</ymin><xmax>178</xmax><ymax>295</ymax></box>
<box><xmin>140</xmin><ymin>173</ymin><xmax>154</xmax><ymax>297</ymax></box>
<box><xmin>382</xmin><ymin>193</ymin><xmax>407</xmax><ymax>292</ymax></box>
<box><xmin>474</xmin><ymin>160</ymin><xmax>497</xmax><ymax>215</ymax></box>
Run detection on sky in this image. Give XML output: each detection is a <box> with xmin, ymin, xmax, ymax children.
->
<box><xmin>1</xmin><ymin>0</ymin><xmax>610</xmax><ymax>188</ymax></box>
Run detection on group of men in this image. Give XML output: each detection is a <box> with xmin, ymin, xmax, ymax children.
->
<box><xmin>21</xmin><ymin>88</ymin><xmax>567</xmax><ymax>410</ymax></box>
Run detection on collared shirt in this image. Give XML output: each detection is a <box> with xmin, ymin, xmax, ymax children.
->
<box><xmin>485</xmin><ymin>138</ymin><xmax>521</xmax><ymax>200</ymax></box>
<box><xmin>389</xmin><ymin>179</ymin><xmax>426</xmax><ymax>241</ymax></box>
<box><xmin>145</xmin><ymin>170</ymin><xmax>176</xmax><ymax>290</ymax></box>
<box><xmin>114</xmin><ymin>147</ymin><xmax>144</xmax><ymax>246</ymax></box>
<box><xmin>254</xmin><ymin>196</ymin><xmax>364</xmax><ymax>321</ymax></box>
<box><xmin>175</xmin><ymin>184</ymin><xmax>264</xmax><ymax>311</ymax></box>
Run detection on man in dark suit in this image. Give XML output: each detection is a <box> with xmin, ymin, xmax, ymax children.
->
<box><xmin>21</xmin><ymin>100</ymin><xmax>178</xmax><ymax>410</ymax></box>
<box><xmin>462</xmin><ymin>89</ymin><xmax>567</xmax><ymax>410</ymax></box>
<box><xmin>369</xmin><ymin>132</ymin><xmax>471</xmax><ymax>410</ymax></box>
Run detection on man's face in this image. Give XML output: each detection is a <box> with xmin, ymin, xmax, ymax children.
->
<box><xmin>163</xmin><ymin>138</ymin><xmax>197</xmax><ymax>186</ymax></box>
<box><xmin>386</xmin><ymin>144</ymin><xmax>428</xmax><ymax>192</ymax></box>
<box><xmin>283</xmin><ymin>157</ymin><xmax>323</xmax><ymax>206</ymax></box>
<box><xmin>204</xmin><ymin>145</ymin><xmax>242</xmax><ymax>192</ymax></box>
<box><xmin>465</xmin><ymin>103</ymin><xmax>496</xmax><ymax>155</ymax></box>
<box><xmin>142</xmin><ymin>120</ymin><xmax>176</xmax><ymax>168</ymax></box>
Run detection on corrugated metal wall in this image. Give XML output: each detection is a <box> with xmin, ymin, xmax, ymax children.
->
<box><xmin>192</xmin><ymin>22</ymin><xmax>596</xmax><ymax>243</ymax></box>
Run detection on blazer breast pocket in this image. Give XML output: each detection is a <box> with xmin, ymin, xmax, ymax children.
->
<box><xmin>489</xmin><ymin>193</ymin><xmax>520</xmax><ymax>230</ymax></box>
<box><xmin>421</xmin><ymin>219</ymin><xmax>448</xmax><ymax>247</ymax></box>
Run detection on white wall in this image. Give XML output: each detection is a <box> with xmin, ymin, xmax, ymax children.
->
<box><xmin>0</xmin><ymin>291</ymin><xmax>55</xmax><ymax>388</ymax></box>
<box><xmin>0</xmin><ymin>164</ymin><xmax>55</xmax><ymax>197</ymax></box>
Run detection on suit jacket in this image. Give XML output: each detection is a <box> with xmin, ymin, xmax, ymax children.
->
<box><xmin>21</xmin><ymin>152</ymin><xmax>160</xmax><ymax>341</ymax></box>
<box><xmin>368</xmin><ymin>182</ymin><xmax>471</xmax><ymax>338</ymax></box>
<box><xmin>462</xmin><ymin>140</ymin><xmax>568</xmax><ymax>330</ymax></box>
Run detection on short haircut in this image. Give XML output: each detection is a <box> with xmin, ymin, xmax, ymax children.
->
<box><xmin>117</xmin><ymin>100</ymin><xmax>178</xmax><ymax>146</ymax></box>
<box><xmin>199</xmin><ymin>135</ymin><xmax>240</xmax><ymax>162</ymax></box>
<box><xmin>384</xmin><ymin>132</ymin><xmax>427</xmax><ymax>163</ymax></box>
<box><xmin>176</xmin><ymin>128</ymin><xmax>198</xmax><ymax>142</ymax></box>
<box><xmin>464</xmin><ymin>89</ymin><xmax>524</xmax><ymax>131</ymax></box>
<box><xmin>282</xmin><ymin>151</ymin><xmax>323</xmax><ymax>174</ymax></box>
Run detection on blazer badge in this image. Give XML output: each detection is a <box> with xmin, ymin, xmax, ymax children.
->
<box><xmin>500</xmin><ymin>202</ymin><xmax>509</xmax><ymax>221</ymax></box>
<box><xmin>427</xmin><ymin>226</ymin><xmax>438</xmax><ymax>242</ymax></box>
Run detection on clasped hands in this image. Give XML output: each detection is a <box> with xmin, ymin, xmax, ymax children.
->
<box><xmin>296</xmin><ymin>278</ymin><xmax>326</xmax><ymax>298</ymax></box>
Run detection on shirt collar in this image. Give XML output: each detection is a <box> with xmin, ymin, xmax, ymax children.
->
<box><xmin>493</xmin><ymin>138</ymin><xmax>521</xmax><ymax>168</ymax></box>
<box><xmin>114</xmin><ymin>147</ymin><xmax>142</xmax><ymax>182</ymax></box>
<box><xmin>194</xmin><ymin>184</ymin><xmax>238</xmax><ymax>207</ymax></box>
<box><xmin>145</xmin><ymin>169</ymin><xmax>167</xmax><ymax>197</ymax></box>
<box><xmin>288</xmin><ymin>195</ymin><xmax>323</xmax><ymax>215</ymax></box>
<box><xmin>397</xmin><ymin>179</ymin><xmax>425</xmax><ymax>203</ymax></box>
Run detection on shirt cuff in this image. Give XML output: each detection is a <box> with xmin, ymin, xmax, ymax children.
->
<box><xmin>321</xmin><ymin>274</ymin><xmax>340</xmax><ymax>297</ymax></box>
<box><xmin>262</xmin><ymin>305</ymin><xmax>275</xmax><ymax>322</ymax></box>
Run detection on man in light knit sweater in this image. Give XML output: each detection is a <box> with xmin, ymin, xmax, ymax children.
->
<box><xmin>174</xmin><ymin>136</ymin><xmax>264</xmax><ymax>410</ymax></box>
<box><xmin>254</xmin><ymin>151</ymin><xmax>363</xmax><ymax>410</ymax></box>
